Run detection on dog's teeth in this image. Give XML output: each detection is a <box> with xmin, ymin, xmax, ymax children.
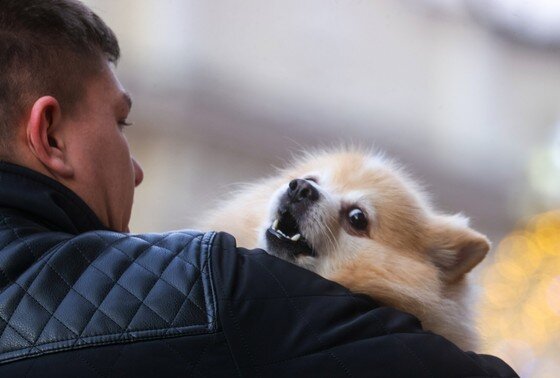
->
<box><xmin>272</xmin><ymin>219</ymin><xmax>279</xmax><ymax>230</ymax></box>
<box><xmin>291</xmin><ymin>234</ymin><xmax>301</xmax><ymax>242</ymax></box>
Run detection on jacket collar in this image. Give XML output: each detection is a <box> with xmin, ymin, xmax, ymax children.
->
<box><xmin>0</xmin><ymin>162</ymin><xmax>107</xmax><ymax>234</ymax></box>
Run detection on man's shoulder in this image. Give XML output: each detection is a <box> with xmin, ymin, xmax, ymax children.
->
<box><xmin>0</xmin><ymin>210</ymin><xmax>220</xmax><ymax>366</ymax></box>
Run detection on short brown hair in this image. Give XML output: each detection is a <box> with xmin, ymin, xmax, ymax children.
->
<box><xmin>0</xmin><ymin>0</ymin><xmax>120</xmax><ymax>156</ymax></box>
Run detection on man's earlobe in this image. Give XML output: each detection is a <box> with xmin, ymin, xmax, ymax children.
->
<box><xmin>27</xmin><ymin>96</ymin><xmax>74</xmax><ymax>179</ymax></box>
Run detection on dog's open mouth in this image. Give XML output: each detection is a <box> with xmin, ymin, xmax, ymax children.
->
<box><xmin>266</xmin><ymin>210</ymin><xmax>315</xmax><ymax>257</ymax></box>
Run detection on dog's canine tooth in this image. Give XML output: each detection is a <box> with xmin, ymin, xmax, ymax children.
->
<box><xmin>272</xmin><ymin>219</ymin><xmax>279</xmax><ymax>230</ymax></box>
<box><xmin>291</xmin><ymin>234</ymin><xmax>301</xmax><ymax>242</ymax></box>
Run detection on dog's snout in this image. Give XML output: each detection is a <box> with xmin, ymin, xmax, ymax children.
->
<box><xmin>288</xmin><ymin>179</ymin><xmax>319</xmax><ymax>203</ymax></box>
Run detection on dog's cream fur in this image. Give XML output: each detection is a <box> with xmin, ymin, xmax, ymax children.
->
<box><xmin>199</xmin><ymin>149</ymin><xmax>489</xmax><ymax>351</ymax></box>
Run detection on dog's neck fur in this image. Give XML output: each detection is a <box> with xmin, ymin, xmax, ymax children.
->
<box><xmin>324</xmin><ymin>252</ymin><xmax>479</xmax><ymax>351</ymax></box>
<box><xmin>413</xmin><ymin>281</ymin><xmax>478</xmax><ymax>351</ymax></box>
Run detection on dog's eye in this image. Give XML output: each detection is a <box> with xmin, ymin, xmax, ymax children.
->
<box><xmin>348</xmin><ymin>208</ymin><xmax>368</xmax><ymax>230</ymax></box>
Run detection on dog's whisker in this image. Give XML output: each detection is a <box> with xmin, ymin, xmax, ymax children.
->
<box><xmin>317</xmin><ymin>209</ymin><xmax>339</xmax><ymax>254</ymax></box>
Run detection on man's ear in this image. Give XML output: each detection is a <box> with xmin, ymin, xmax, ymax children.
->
<box><xmin>428</xmin><ymin>214</ymin><xmax>490</xmax><ymax>283</ymax></box>
<box><xmin>26</xmin><ymin>96</ymin><xmax>74</xmax><ymax>179</ymax></box>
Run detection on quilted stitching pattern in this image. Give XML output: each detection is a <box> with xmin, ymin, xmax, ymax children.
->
<box><xmin>0</xmin><ymin>213</ymin><xmax>217</xmax><ymax>364</ymax></box>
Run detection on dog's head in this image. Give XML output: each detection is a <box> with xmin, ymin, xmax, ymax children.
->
<box><xmin>258</xmin><ymin>150</ymin><xmax>490</xmax><ymax>285</ymax></box>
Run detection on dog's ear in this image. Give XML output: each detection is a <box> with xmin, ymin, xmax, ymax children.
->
<box><xmin>428</xmin><ymin>214</ymin><xmax>490</xmax><ymax>283</ymax></box>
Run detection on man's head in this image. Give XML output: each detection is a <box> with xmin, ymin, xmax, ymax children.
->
<box><xmin>0</xmin><ymin>0</ymin><xmax>143</xmax><ymax>232</ymax></box>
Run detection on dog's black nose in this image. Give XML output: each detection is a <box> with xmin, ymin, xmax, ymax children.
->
<box><xmin>288</xmin><ymin>179</ymin><xmax>319</xmax><ymax>202</ymax></box>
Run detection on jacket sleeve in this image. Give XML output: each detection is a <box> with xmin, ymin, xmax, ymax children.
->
<box><xmin>210</xmin><ymin>232</ymin><xmax>519</xmax><ymax>378</ymax></box>
<box><xmin>0</xmin><ymin>226</ymin><xmax>517</xmax><ymax>378</ymax></box>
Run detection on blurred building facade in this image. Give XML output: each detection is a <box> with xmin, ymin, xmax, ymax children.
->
<box><xmin>85</xmin><ymin>1</ymin><xmax>560</xmax><ymax>376</ymax></box>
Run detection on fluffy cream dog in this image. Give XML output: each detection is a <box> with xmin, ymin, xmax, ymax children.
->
<box><xmin>199</xmin><ymin>149</ymin><xmax>490</xmax><ymax>351</ymax></box>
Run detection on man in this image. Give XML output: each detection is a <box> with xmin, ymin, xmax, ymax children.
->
<box><xmin>0</xmin><ymin>1</ymin><xmax>517</xmax><ymax>377</ymax></box>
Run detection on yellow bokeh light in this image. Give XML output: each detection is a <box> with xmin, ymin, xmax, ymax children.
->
<box><xmin>480</xmin><ymin>210</ymin><xmax>560</xmax><ymax>376</ymax></box>
<box><xmin>546</xmin><ymin>276</ymin><xmax>560</xmax><ymax>316</ymax></box>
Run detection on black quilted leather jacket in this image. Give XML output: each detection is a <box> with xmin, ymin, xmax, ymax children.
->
<box><xmin>0</xmin><ymin>162</ymin><xmax>518</xmax><ymax>377</ymax></box>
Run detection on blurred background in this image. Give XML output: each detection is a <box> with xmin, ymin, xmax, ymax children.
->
<box><xmin>84</xmin><ymin>0</ymin><xmax>560</xmax><ymax>375</ymax></box>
